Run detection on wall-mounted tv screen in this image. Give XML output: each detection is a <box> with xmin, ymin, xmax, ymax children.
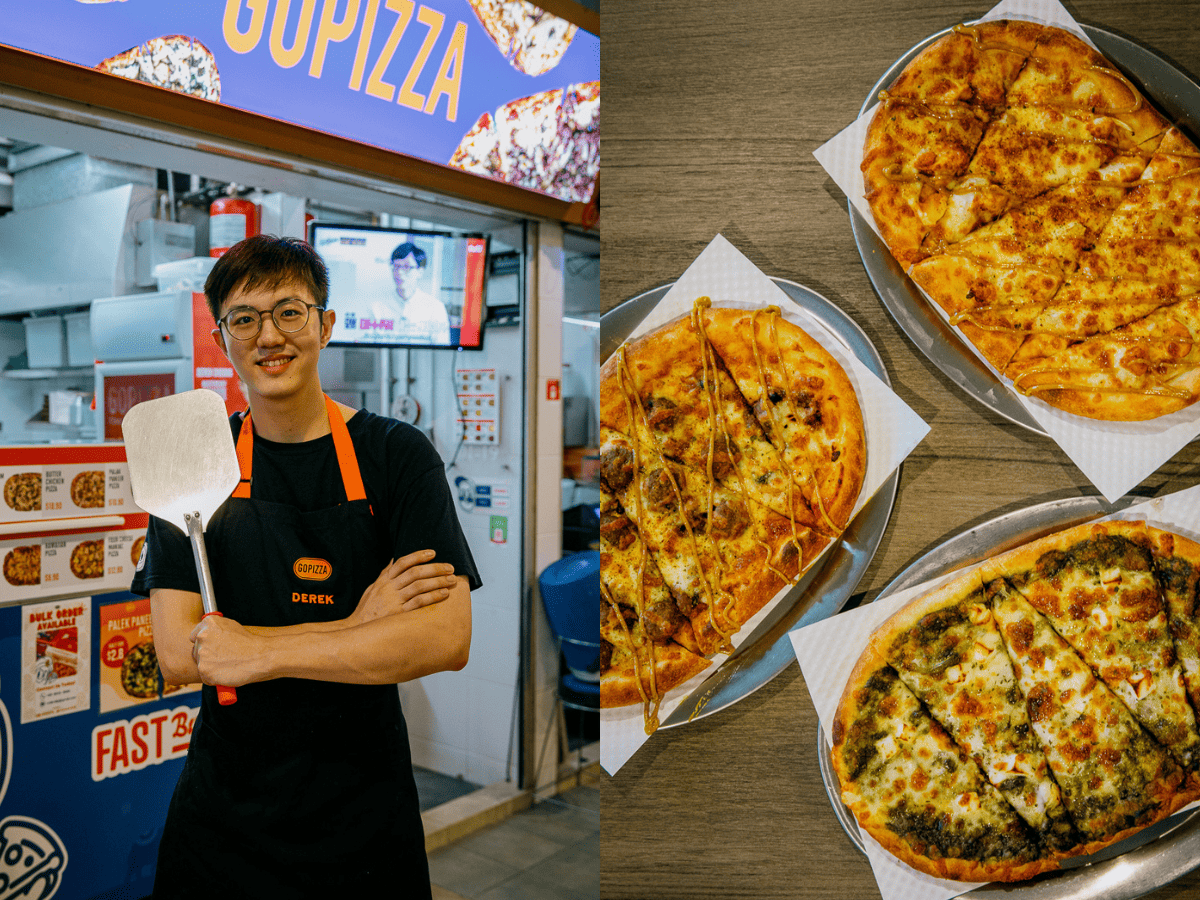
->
<box><xmin>309</xmin><ymin>222</ymin><xmax>488</xmax><ymax>350</ymax></box>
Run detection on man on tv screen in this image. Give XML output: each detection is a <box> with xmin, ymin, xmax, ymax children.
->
<box><xmin>385</xmin><ymin>242</ymin><xmax>451</xmax><ymax>345</ymax></box>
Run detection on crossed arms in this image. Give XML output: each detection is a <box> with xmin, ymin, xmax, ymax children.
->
<box><xmin>150</xmin><ymin>549</ymin><xmax>471</xmax><ymax>688</ymax></box>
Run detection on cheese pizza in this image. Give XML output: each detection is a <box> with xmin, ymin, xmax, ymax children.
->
<box><xmin>832</xmin><ymin>519</ymin><xmax>1200</xmax><ymax>883</ymax></box>
<box><xmin>98</xmin><ymin>35</ymin><xmax>221</xmax><ymax>102</ymax></box>
<box><xmin>862</xmin><ymin>20</ymin><xmax>1200</xmax><ymax>421</ymax></box>
<box><xmin>449</xmin><ymin>81</ymin><xmax>599</xmax><ymax>204</ymax></box>
<box><xmin>467</xmin><ymin>0</ymin><xmax>578</xmax><ymax>75</ymax></box>
<box><xmin>601</xmin><ymin>298</ymin><xmax>866</xmax><ymax>732</ymax></box>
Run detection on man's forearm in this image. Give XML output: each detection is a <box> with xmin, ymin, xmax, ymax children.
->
<box><xmin>220</xmin><ymin>578</ymin><xmax>471</xmax><ymax>686</ymax></box>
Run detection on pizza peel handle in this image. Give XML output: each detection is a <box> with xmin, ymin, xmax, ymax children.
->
<box><xmin>122</xmin><ymin>389</ymin><xmax>240</xmax><ymax>705</ymax></box>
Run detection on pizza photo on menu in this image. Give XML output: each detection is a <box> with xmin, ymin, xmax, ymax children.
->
<box><xmin>861</xmin><ymin>19</ymin><xmax>1200</xmax><ymax>421</ymax></box>
<box><xmin>599</xmin><ymin>298</ymin><xmax>867</xmax><ymax>733</ymax></box>
<box><xmin>831</xmin><ymin>519</ymin><xmax>1200</xmax><ymax>883</ymax></box>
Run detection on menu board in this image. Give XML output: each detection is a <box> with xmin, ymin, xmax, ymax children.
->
<box><xmin>0</xmin><ymin>463</ymin><xmax>136</xmax><ymax>524</ymax></box>
<box><xmin>1</xmin><ymin>525</ymin><xmax>147</xmax><ymax>604</ymax></box>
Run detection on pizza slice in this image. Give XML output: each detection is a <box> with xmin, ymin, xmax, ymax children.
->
<box><xmin>991</xmin><ymin>521</ymin><xmax>1200</xmax><ymax>768</ymax></box>
<box><xmin>985</xmin><ymin>575</ymin><xmax>1190</xmax><ymax>847</ymax></box>
<box><xmin>600</xmin><ymin>418</ymin><xmax>823</xmax><ymax>656</ymax></box>
<box><xmin>861</xmin><ymin>99</ymin><xmax>990</xmax><ymax>268</ymax></box>
<box><xmin>831</xmin><ymin>654</ymin><xmax>1050</xmax><ymax>883</ymax></box>
<box><xmin>696</xmin><ymin>303</ymin><xmax>866</xmax><ymax>535</ymax></box>
<box><xmin>1147</xmin><ymin>526</ymin><xmax>1200</xmax><ymax>719</ymax></box>
<box><xmin>1010</xmin><ymin>26</ymin><xmax>1172</xmax><ymax>148</ymax></box>
<box><xmin>909</xmin><ymin>249</ymin><xmax>1062</xmax><ymax>372</ymax></box>
<box><xmin>858</xmin><ymin>19</ymin><xmax>1044</xmax><ymax>269</ymax></box>
<box><xmin>599</xmin><ymin>312</ymin><xmax>827</xmax><ymax>532</ymax></box>
<box><xmin>600</xmin><ymin>499</ymin><xmax>710</xmax><ymax>730</ymax></box>
<box><xmin>98</xmin><ymin>35</ymin><xmax>221</xmax><ymax>102</ymax></box>
<box><xmin>663</xmin><ymin>453</ymin><xmax>830</xmax><ymax>630</ymax></box>
<box><xmin>466</xmin><ymin>0</ymin><xmax>578</xmax><ymax>76</ymax></box>
<box><xmin>1003</xmin><ymin>296</ymin><xmax>1200</xmax><ymax>420</ymax></box>
<box><xmin>601</xmin><ymin>495</ymin><xmax>695</xmax><ymax>650</ymax></box>
<box><xmin>874</xmin><ymin>569</ymin><xmax>1077</xmax><ymax>851</ymax></box>
<box><xmin>599</xmin><ymin>425</ymin><xmax>735</xmax><ymax>656</ymax></box>
<box><xmin>1016</xmin><ymin>279</ymin><xmax>1195</xmax><ymax>342</ymax></box>
<box><xmin>964</xmin><ymin>104</ymin><xmax>1151</xmax><ymax>205</ymax></box>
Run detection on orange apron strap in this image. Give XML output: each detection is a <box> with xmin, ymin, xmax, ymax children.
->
<box><xmin>230</xmin><ymin>397</ymin><xmax>369</xmax><ymax>508</ymax></box>
<box><xmin>232</xmin><ymin>411</ymin><xmax>254</xmax><ymax>499</ymax></box>
<box><xmin>324</xmin><ymin>394</ymin><xmax>368</xmax><ymax>504</ymax></box>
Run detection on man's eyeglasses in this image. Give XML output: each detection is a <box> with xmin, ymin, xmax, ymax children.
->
<box><xmin>219</xmin><ymin>298</ymin><xmax>325</xmax><ymax>341</ymax></box>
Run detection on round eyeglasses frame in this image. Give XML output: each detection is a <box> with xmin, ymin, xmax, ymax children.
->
<box><xmin>219</xmin><ymin>298</ymin><xmax>326</xmax><ymax>341</ymax></box>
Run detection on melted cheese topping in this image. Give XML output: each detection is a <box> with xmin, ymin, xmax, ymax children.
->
<box><xmin>1011</xmin><ymin>538</ymin><xmax>1200</xmax><ymax>767</ymax></box>
<box><xmin>866</xmin><ymin>19</ymin><xmax>1200</xmax><ymax>414</ymax></box>
<box><xmin>991</xmin><ymin>578</ymin><xmax>1179</xmax><ymax>841</ymax></box>
<box><xmin>887</xmin><ymin>589</ymin><xmax>1070</xmax><ymax>840</ymax></box>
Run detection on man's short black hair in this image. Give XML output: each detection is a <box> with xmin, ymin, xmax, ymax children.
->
<box><xmin>205</xmin><ymin>234</ymin><xmax>329</xmax><ymax>324</ymax></box>
<box><xmin>389</xmin><ymin>242</ymin><xmax>427</xmax><ymax>268</ymax></box>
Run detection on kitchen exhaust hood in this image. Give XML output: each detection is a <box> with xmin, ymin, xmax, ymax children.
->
<box><xmin>0</xmin><ymin>182</ymin><xmax>156</xmax><ymax>315</ymax></box>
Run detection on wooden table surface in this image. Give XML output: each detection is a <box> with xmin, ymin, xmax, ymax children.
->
<box><xmin>598</xmin><ymin>1</ymin><xmax>1200</xmax><ymax>897</ymax></box>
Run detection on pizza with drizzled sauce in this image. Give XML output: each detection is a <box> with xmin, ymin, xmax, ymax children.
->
<box><xmin>599</xmin><ymin>298</ymin><xmax>866</xmax><ymax>732</ymax></box>
<box><xmin>862</xmin><ymin>19</ymin><xmax>1200</xmax><ymax>421</ymax></box>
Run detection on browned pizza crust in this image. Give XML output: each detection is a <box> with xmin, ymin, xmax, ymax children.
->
<box><xmin>599</xmin><ymin>643</ymin><xmax>710</xmax><ymax>709</ymax></box>
<box><xmin>978</xmin><ymin>518</ymin><xmax>1143</xmax><ymax>581</ymax></box>
<box><xmin>834</xmin><ymin>518</ymin><xmax>1200</xmax><ymax>883</ymax></box>
<box><xmin>863</xmin><ymin>20</ymin><xmax>1200</xmax><ymax>421</ymax></box>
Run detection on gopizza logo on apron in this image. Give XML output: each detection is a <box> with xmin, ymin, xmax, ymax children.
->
<box><xmin>293</xmin><ymin>557</ymin><xmax>332</xmax><ymax>581</ymax></box>
<box><xmin>292</xmin><ymin>556</ymin><xmax>334</xmax><ymax>604</ymax></box>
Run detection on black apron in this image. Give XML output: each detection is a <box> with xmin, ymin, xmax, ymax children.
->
<box><xmin>153</xmin><ymin>396</ymin><xmax>432</xmax><ymax>900</ymax></box>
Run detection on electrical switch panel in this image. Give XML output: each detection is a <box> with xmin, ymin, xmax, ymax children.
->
<box><xmin>455</xmin><ymin>368</ymin><xmax>500</xmax><ymax>444</ymax></box>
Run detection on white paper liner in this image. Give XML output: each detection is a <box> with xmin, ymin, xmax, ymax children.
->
<box><xmin>790</xmin><ymin>483</ymin><xmax>1200</xmax><ymax>900</ymax></box>
<box><xmin>812</xmin><ymin>0</ymin><xmax>1200</xmax><ymax>503</ymax></box>
<box><xmin>600</xmin><ymin>234</ymin><xmax>931</xmax><ymax>774</ymax></box>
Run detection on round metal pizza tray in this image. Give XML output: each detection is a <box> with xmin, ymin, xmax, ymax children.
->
<box><xmin>816</xmin><ymin>493</ymin><xmax>1200</xmax><ymax>899</ymax></box>
<box><xmin>601</xmin><ymin>278</ymin><xmax>899</xmax><ymax>729</ymax></box>
<box><xmin>850</xmin><ymin>23</ymin><xmax>1200</xmax><ymax>436</ymax></box>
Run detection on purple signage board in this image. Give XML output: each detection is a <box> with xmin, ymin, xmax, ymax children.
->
<box><xmin>0</xmin><ymin>0</ymin><xmax>599</xmax><ymax>204</ymax></box>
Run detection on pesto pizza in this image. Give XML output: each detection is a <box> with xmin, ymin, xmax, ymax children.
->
<box><xmin>601</xmin><ymin>298</ymin><xmax>866</xmax><ymax>733</ymax></box>
<box><xmin>862</xmin><ymin>20</ymin><xmax>1200</xmax><ymax>421</ymax></box>
<box><xmin>832</xmin><ymin>519</ymin><xmax>1200</xmax><ymax>883</ymax></box>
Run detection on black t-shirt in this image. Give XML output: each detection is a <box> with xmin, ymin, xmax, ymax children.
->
<box><xmin>130</xmin><ymin>408</ymin><xmax>481</xmax><ymax>598</ymax></box>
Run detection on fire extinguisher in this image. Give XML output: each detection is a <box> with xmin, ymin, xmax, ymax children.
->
<box><xmin>209</xmin><ymin>194</ymin><xmax>257</xmax><ymax>257</ymax></box>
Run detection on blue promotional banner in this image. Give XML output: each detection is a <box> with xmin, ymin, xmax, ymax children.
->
<box><xmin>0</xmin><ymin>592</ymin><xmax>193</xmax><ymax>899</ymax></box>
<box><xmin>0</xmin><ymin>0</ymin><xmax>599</xmax><ymax>204</ymax></box>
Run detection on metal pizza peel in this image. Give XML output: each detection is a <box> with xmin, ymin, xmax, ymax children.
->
<box><xmin>122</xmin><ymin>388</ymin><xmax>240</xmax><ymax>705</ymax></box>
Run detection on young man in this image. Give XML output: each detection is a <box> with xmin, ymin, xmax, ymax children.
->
<box><xmin>130</xmin><ymin>234</ymin><xmax>478</xmax><ymax>897</ymax></box>
<box><xmin>377</xmin><ymin>241</ymin><xmax>451</xmax><ymax>346</ymax></box>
